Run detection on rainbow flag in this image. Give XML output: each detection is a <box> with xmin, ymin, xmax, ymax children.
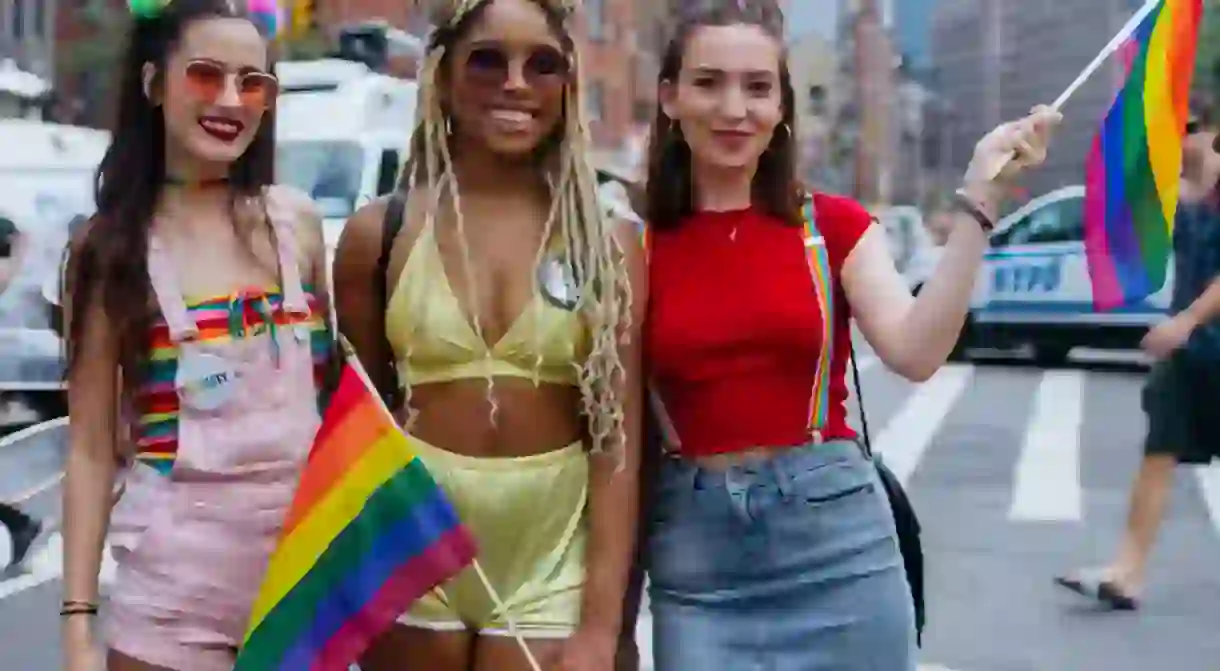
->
<box><xmin>233</xmin><ymin>363</ymin><xmax>477</xmax><ymax>670</ymax></box>
<box><xmin>1084</xmin><ymin>0</ymin><xmax>1203</xmax><ymax>311</ymax></box>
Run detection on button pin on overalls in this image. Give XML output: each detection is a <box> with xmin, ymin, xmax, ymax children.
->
<box><xmin>176</xmin><ymin>349</ymin><xmax>237</xmax><ymax>411</ymax></box>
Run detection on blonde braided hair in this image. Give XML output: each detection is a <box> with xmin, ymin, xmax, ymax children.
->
<box><xmin>399</xmin><ymin>0</ymin><xmax>632</xmax><ymax>460</ymax></box>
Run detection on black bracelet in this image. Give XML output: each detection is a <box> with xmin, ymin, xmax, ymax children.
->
<box><xmin>952</xmin><ymin>189</ymin><xmax>997</xmax><ymax>233</ymax></box>
<box><xmin>60</xmin><ymin>600</ymin><xmax>99</xmax><ymax>617</ymax></box>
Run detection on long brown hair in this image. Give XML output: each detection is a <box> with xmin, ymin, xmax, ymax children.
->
<box><xmin>392</xmin><ymin>0</ymin><xmax>632</xmax><ymax>458</ymax></box>
<box><xmin>64</xmin><ymin>0</ymin><xmax>276</xmax><ymax>403</ymax></box>
<box><xmin>644</xmin><ymin>0</ymin><xmax>801</xmax><ymax>230</ymax></box>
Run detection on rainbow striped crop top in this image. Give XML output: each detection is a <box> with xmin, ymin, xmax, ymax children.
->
<box><xmin>131</xmin><ymin>289</ymin><xmax>332</xmax><ymax>474</ymax></box>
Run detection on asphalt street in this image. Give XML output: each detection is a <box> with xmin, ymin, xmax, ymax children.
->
<box><xmin>2</xmin><ymin>348</ymin><xmax>1218</xmax><ymax>670</ymax></box>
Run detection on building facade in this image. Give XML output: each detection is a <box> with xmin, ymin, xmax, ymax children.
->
<box><xmin>0</xmin><ymin>0</ymin><xmax>54</xmax><ymax>78</ymax></box>
<box><xmin>930</xmin><ymin>0</ymin><xmax>1145</xmax><ymax>202</ymax></box>
<box><xmin>787</xmin><ymin>31</ymin><xmax>838</xmax><ymax>190</ymax></box>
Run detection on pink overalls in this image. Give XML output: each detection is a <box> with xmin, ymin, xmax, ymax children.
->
<box><xmin>106</xmin><ymin>198</ymin><xmax>323</xmax><ymax>671</ymax></box>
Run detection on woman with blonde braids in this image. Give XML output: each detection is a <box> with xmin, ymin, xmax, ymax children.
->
<box><xmin>333</xmin><ymin>0</ymin><xmax>644</xmax><ymax>669</ymax></box>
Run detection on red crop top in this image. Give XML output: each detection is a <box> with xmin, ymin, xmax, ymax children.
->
<box><xmin>644</xmin><ymin>194</ymin><xmax>874</xmax><ymax>457</ymax></box>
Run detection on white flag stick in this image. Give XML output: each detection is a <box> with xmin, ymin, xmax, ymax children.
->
<box><xmin>984</xmin><ymin>0</ymin><xmax>1162</xmax><ymax>179</ymax></box>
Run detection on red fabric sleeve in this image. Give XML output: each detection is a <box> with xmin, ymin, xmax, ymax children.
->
<box><xmin>812</xmin><ymin>193</ymin><xmax>875</xmax><ymax>278</ymax></box>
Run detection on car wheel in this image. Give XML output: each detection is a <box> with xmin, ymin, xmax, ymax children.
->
<box><xmin>1033</xmin><ymin>341</ymin><xmax>1072</xmax><ymax>367</ymax></box>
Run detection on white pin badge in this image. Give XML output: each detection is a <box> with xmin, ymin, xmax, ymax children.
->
<box><xmin>538</xmin><ymin>257</ymin><xmax>581</xmax><ymax>310</ymax></box>
<box><xmin>175</xmin><ymin>350</ymin><xmax>237</xmax><ymax>411</ymax></box>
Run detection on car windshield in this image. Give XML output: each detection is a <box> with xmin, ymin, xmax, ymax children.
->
<box><xmin>276</xmin><ymin>141</ymin><xmax>365</xmax><ymax>219</ymax></box>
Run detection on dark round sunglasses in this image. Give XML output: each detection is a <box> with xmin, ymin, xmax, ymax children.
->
<box><xmin>464</xmin><ymin>45</ymin><xmax>570</xmax><ymax>90</ymax></box>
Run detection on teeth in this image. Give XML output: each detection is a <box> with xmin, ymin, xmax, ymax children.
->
<box><xmin>490</xmin><ymin>109</ymin><xmax>531</xmax><ymax>123</ymax></box>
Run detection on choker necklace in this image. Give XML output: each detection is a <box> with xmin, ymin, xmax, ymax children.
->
<box><xmin>165</xmin><ymin>176</ymin><xmax>229</xmax><ymax>190</ymax></box>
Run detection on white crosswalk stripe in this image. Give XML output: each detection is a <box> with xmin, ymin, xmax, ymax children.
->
<box><xmin>873</xmin><ymin>364</ymin><xmax>973</xmax><ymax>486</ymax></box>
<box><xmin>1009</xmin><ymin>369</ymin><xmax>1085</xmax><ymax>521</ymax></box>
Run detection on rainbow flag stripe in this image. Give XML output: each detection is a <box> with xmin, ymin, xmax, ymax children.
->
<box><xmin>234</xmin><ymin>364</ymin><xmax>477</xmax><ymax>670</ymax></box>
<box><xmin>1084</xmin><ymin>0</ymin><xmax>1203</xmax><ymax>311</ymax></box>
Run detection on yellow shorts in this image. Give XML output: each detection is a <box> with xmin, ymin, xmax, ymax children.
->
<box><xmin>396</xmin><ymin>438</ymin><xmax>588</xmax><ymax>638</ymax></box>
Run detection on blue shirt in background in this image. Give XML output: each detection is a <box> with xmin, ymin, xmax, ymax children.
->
<box><xmin>1171</xmin><ymin>198</ymin><xmax>1220</xmax><ymax>361</ymax></box>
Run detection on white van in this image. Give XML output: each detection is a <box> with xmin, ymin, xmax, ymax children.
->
<box><xmin>0</xmin><ymin>121</ymin><xmax>106</xmax><ymax>429</ymax></box>
<box><xmin>274</xmin><ymin>59</ymin><xmax>416</xmax><ymax>254</ymax></box>
<box><xmin>908</xmin><ymin>185</ymin><xmax>1170</xmax><ymax>363</ymax></box>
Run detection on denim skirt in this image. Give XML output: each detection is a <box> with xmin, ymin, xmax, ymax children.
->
<box><xmin>647</xmin><ymin>439</ymin><xmax>917</xmax><ymax>670</ymax></box>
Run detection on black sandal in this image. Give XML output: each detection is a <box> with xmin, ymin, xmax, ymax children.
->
<box><xmin>1054</xmin><ymin>574</ymin><xmax>1139</xmax><ymax>611</ymax></box>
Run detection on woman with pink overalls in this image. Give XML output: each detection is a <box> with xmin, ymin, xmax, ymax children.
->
<box><xmin>59</xmin><ymin>2</ymin><xmax>333</xmax><ymax>670</ymax></box>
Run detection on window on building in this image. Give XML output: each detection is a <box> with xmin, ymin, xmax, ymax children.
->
<box><xmin>32</xmin><ymin>0</ymin><xmax>44</xmax><ymax>38</ymax></box>
<box><xmin>585</xmin><ymin>0</ymin><xmax>605</xmax><ymax>40</ymax></box>
<box><xmin>808</xmin><ymin>85</ymin><xmax>826</xmax><ymax>115</ymax></box>
<box><xmin>586</xmin><ymin>82</ymin><xmax>604</xmax><ymax>121</ymax></box>
<box><xmin>12</xmin><ymin>0</ymin><xmax>25</xmax><ymax>39</ymax></box>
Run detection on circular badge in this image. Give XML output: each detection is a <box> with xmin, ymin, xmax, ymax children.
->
<box><xmin>538</xmin><ymin>257</ymin><xmax>581</xmax><ymax>310</ymax></box>
<box><xmin>175</xmin><ymin>350</ymin><xmax>237</xmax><ymax>411</ymax></box>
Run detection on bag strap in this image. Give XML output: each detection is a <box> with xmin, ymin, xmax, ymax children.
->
<box><xmin>374</xmin><ymin>190</ymin><xmax>407</xmax><ymax>404</ymax></box>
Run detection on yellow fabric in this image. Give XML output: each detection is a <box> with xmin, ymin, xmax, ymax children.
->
<box><xmin>384</xmin><ymin>221</ymin><xmax>590</xmax><ymax>387</ymax></box>
<box><xmin>399</xmin><ymin>438</ymin><xmax>588</xmax><ymax>633</ymax></box>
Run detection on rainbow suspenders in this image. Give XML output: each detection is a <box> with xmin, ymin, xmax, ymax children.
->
<box><xmin>641</xmin><ymin>196</ymin><xmax>837</xmax><ymax>448</ymax></box>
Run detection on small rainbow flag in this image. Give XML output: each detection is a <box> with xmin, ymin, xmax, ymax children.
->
<box><xmin>1084</xmin><ymin>0</ymin><xmax>1203</xmax><ymax>311</ymax></box>
<box><xmin>233</xmin><ymin>362</ymin><xmax>477</xmax><ymax>670</ymax></box>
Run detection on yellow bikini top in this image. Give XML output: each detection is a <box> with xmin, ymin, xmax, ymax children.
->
<box><xmin>385</xmin><ymin>219</ymin><xmax>590</xmax><ymax>387</ymax></box>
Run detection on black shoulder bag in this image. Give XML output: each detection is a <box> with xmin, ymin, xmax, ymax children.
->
<box><xmin>849</xmin><ymin>347</ymin><xmax>926</xmax><ymax>645</ymax></box>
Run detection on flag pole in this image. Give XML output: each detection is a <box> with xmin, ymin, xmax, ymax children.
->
<box><xmin>336</xmin><ymin>337</ymin><xmax>544</xmax><ymax>671</ymax></box>
<box><xmin>983</xmin><ymin>0</ymin><xmax>1162</xmax><ymax>179</ymax></box>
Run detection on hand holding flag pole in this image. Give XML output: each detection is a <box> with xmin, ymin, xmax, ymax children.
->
<box><xmin>981</xmin><ymin>0</ymin><xmax>1163</xmax><ymax>181</ymax></box>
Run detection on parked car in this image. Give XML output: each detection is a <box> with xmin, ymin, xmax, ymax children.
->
<box><xmin>906</xmin><ymin>185</ymin><xmax>1170</xmax><ymax>363</ymax></box>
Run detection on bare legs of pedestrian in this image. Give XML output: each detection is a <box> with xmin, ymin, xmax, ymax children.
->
<box><xmin>1055</xmin><ymin>453</ymin><xmax>1178</xmax><ymax>609</ymax></box>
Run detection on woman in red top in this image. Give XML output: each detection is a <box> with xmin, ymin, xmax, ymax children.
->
<box><xmin>641</xmin><ymin>3</ymin><xmax>1059</xmax><ymax>669</ymax></box>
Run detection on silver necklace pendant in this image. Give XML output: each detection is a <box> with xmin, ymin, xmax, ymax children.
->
<box><xmin>730</xmin><ymin>226</ymin><xmax>738</xmax><ymax>241</ymax></box>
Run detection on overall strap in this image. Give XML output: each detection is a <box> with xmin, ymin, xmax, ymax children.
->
<box><xmin>146</xmin><ymin>232</ymin><xmax>199</xmax><ymax>343</ymax></box>
<box><xmin>802</xmin><ymin>197</ymin><xmax>835</xmax><ymax>439</ymax></box>
<box><xmin>263</xmin><ymin>189</ymin><xmax>310</xmax><ymax>316</ymax></box>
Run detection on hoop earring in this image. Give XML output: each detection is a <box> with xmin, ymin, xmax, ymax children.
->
<box><xmin>445</xmin><ymin>116</ymin><xmax>453</xmax><ymax>136</ymax></box>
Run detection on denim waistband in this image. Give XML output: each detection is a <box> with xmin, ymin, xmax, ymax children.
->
<box><xmin>660</xmin><ymin>439</ymin><xmax>870</xmax><ymax>494</ymax></box>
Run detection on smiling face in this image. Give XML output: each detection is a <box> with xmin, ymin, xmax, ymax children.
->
<box><xmin>443</xmin><ymin>0</ymin><xmax>570</xmax><ymax>157</ymax></box>
<box><xmin>154</xmin><ymin>16</ymin><xmax>276</xmax><ymax>170</ymax></box>
<box><xmin>660</xmin><ymin>23</ymin><xmax>785</xmax><ymax>173</ymax></box>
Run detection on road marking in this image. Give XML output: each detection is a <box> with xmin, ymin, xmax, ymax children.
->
<box><xmin>1008</xmin><ymin>370</ymin><xmax>1084</xmax><ymax>522</ymax></box>
<box><xmin>0</xmin><ymin>532</ymin><xmax>115</xmax><ymax>601</ymax></box>
<box><xmin>873</xmin><ymin>364</ymin><xmax>973</xmax><ymax>486</ymax></box>
<box><xmin>1196</xmin><ymin>462</ymin><xmax>1220</xmax><ymax>537</ymax></box>
<box><xmin>0</xmin><ymin>416</ymin><xmax>68</xmax><ymax>452</ymax></box>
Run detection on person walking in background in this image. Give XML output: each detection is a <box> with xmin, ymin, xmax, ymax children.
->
<box><xmin>1056</xmin><ymin>104</ymin><xmax>1220</xmax><ymax>610</ymax></box>
<box><xmin>0</xmin><ymin>500</ymin><xmax>42</xmax><ymax>577</ymax></box>
<box><xmin>59</xmin><ymin>2</ymin><xmax>333</xmax><ymax>669</ymax></box>
<box><xmin>333</xmin><ymin>1</ymin><xmax>644</xmax><ymax>669</ymax></box>
<box><xmin>0</xmin><ymin>215</ymin><xmax>49</xmax><ymax>575</ymax></box>
<box><xmin>638</xmin><ymin>1</ymin><xmax>1058</xmax><ymax>668</ymax></box>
